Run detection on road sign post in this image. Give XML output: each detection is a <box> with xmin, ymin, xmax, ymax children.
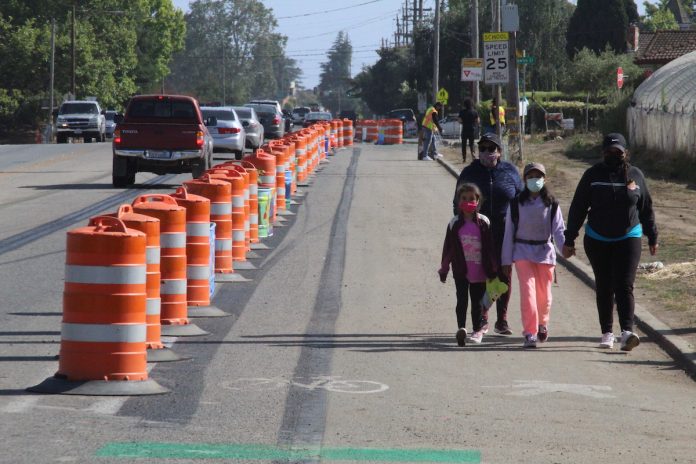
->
<box><xmin>461</xmin><ymin>58</ymin><xmax>483</xmax><ymax>82</ymax></box>
<box><xmin>483</xmin><ymin>32</ymin><xmax>509</xmax><ymax>85</ymax></box>
<box><xmin>436</xmin><ymin>88</ymin><xmax>449</xmax><ymax>105</ymax></box>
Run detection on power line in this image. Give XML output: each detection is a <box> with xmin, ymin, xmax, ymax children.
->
<box><xmin>293</xmin><ymin>12</ymin><xmax>397</xmax><ymax>40</ymax></box>
<box><xmin>276</xmin><ymin>0</ymin><xmax>388</xmax><ymax>19</ymax></box>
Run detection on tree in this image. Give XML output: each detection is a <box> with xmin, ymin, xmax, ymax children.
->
<box><xmin>642</xmin><ymin>1</ymin><xmax>681</xmax><ymax>31</ymax></box>
<box><xmin>352</xmin><ymin>47</ymin><xmax>416</xmax><ymax>115</ymax></box>
<box><xmin>566</xmin><ymin>0</ymin><xmax>638</xmax><ymax>57</ymax></box>
<box><xmin>318</xmin><ymin>32</ymin><xmax>353</xmax><ymax>114</ymax></box>
<box><xmin>562</xmin><ymin>46</ymin><xmax>642</xmax><ymax>98</ymax></box>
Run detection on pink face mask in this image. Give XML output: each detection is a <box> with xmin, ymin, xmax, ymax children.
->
<box><xmin>459</xmin><ymin>201</ymin><xmax>478</xmax><ymax>214</ymax></box>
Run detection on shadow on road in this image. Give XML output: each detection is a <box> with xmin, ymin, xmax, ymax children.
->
<box><xmin>19</xmin><ymin>183</ymin><xmax>181</xmax><ymax>191</ymax></box>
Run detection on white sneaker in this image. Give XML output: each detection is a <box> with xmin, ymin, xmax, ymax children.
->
<box><xmin>422</xmin><ymin>156</ymin><xmax>433</xmax><ymax>161</ymax></box>
<box><xmin>435</xmin><ymin>153</ymin><xmax>444</xmax><ymax>158</ymax></box>
<box><xmin>599</xmin><ymin>332</ymin><xmax>615</xmax><ymax>349</ymax></box>
<box><xmin>620</xmin><ymin>331</ymin><xmax>640</xmax><ymax>351</ymax></box>
<box><xmin>456</xmin><ymin>328</ymin><xmax>467</xmax><ymax>347</ymax></box>
<box><xmin>469</xmin><ymin>330</ymin><xmax>483</xmax><ymax>344</ymax></box>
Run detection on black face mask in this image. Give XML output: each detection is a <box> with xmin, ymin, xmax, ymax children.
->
<box><xmin>603</xmin><ymin>153</ymin><xmax>625</xmax><ymax>168</ymax></box>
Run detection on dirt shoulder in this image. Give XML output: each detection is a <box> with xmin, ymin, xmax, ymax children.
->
<box><xmin>439</xmin><ymin>138</ymin><xmax>696</xmax><ymax>350</ymax></box>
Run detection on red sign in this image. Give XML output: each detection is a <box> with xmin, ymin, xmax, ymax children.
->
<box><xmin>617</xmin><ymin>67</ymin><xmax>624</xmax><ymax>89</ymax></box>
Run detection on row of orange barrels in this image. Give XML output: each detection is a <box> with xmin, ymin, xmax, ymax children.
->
<box><xmin>354</xmin><ymin>119</ymin><xmax>404</xmax><ymax>145</ymax></box>
<box><xmin>28</xmin><ymin>120</ymin><xmax>351</xmax><ymax>396</ymax></box>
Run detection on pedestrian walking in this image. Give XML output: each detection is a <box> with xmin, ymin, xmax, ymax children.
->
<box><xmin>489</xmin><ymin>98</ymin><xmax>505</xmax><ymax>134</ymax></box>
<box><xmin>420</xmin><ymin>102</ymin><xmax>444</xmax><ymax>161</ymax></box>
<box><xmin>562</xmin><ymin>133</ymin><xmax>658</xmax><ymax>351</ymax></box>
<box><xmin>501</xmin><ymin>163</ymin><xmax>566</xmax><ymax>348</ymax></box>
<box><xmin>453</xmin><ymin>133</ymin><xmax>523</xmax><ymax>335</ymax></box>
<box><xmin>458</xmin><ymin>98</ymin><xmax>480</xmax><ymax>163</ymax></box>
<box><xmin>439</xmin><ymin>183</ymin><xmax>498</xmax><ymax>346</ymax></box>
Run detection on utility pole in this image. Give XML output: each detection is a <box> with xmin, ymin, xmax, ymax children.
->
<box><xmin>494</xmin><ymin>0</ymin><xmax>502</xmax><ymax>139</ymax></box>
<box><xmin>471</xmin><ymin>0</ymin><xmax>480</xmax><ymax>105</ymax></box>
<box><xmin>49</xmin><ymin>18</ymin><xmax>56</xmax><ymax>143</ymax></box>
<box><xmin>419</xmin><ymin>0</ymin><xmax>424</xmax><ymax>22</ymax></box>
<box><xmin>222</xmin><ymin>40</ymin><xmax>226</xmax><ymax>105</ymax></box>
<box><xmin>71</xmin><ymin>1</ymin><xmax>76</xmax><ymax>99</ymax></box>
<box><xmin>432</xmin><ymin>0</ymin><xmax>440</xmax><ymax>104</ymax></box>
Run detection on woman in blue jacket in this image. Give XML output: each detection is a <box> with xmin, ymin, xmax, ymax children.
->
<box><xmin>563</xmin><ymin>133</ymin><xmax>658</xmax><ymax>351</ymax></box>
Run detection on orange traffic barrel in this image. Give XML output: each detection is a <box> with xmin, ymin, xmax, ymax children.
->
<box><xmin>343</xmin><ymin>119</ymin><xmax>354</xmax><ymax>147</ymax></box>
<box><xmin>133</xmin><ymin>194</ymin><xmax>208</xmax><ymax>337</ymax></box>
<box><xmin>207</xmin><ymin>169</ymin><xmax>254</xmax><ymax>270</ymax></box>
<box><xmin>334</xmin><ymin>119</ymin><xmax>344</xmax><ymax>148</ymax></box>
<box><xmin>171</xmin><ymin>187</ymin><xmax>229</xmax><ymax>318</ymax></box>
<box><xmin>365</xmin><ymin>120</ymin><xmax>378</xmax><ymax>142</ymax></box>
<box><xmin>244</xmin><ymin>148</ymin><xmax>276</xmax><ymax>188</ymax></box>
<box><xmin>227</xmin><ymin>160</ymin><xmax>259</xmax><ymax>244</ymax></box>
<box><xmin>110</xmin><ymin>205</ymin><xmax>183</xmax><ymax>362</ymax></box>
<box><xmin>219</xmin><ymin>162</ymin><xmax>252</xmax><ymax>250</ymax></box>
<box><xmin>289</xmin><ymin>134</ymin><xmax>308</xmax><ymax>184</ymax></box>
<box><xmin>267</xmin><ymin>142</ymin><xmax>288</xmax><ymax>211</ymax></box>
<box><xmin>184</xmin><ymin>175</ymin><xmax>247</xmax><ymax>283</ymax></box>
<box><xmin>28</xmin><ymin>215</ymin><xmax>169</xmax><ymax>395</ymax></box>
<box><xmin>383</xmin><ymin>119</ymin><xmax>403</xmax><ymax>144</ymax></box>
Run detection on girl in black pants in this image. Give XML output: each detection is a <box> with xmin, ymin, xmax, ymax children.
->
<box><xmin>563</xmin><ymin>133</ymin><xmax>658</xmax><ymax>351</ymax></box>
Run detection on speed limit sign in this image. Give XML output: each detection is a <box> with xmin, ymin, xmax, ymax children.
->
<box><xmin>483</xmin><ymin>32</ymin><xmax>509</xmax><ymax>85</ymax></box>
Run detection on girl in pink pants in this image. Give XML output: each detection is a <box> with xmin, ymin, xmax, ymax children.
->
<box><xmin>501</xmin><ymin>163</ymin><xmax>566</xmax><ymax>348</ymax></box>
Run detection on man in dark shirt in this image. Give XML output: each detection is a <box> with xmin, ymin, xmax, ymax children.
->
<box><xmin>458</xmin><ymin>98</ymin><xmax>480</xmax><ymax>162</ymax></box>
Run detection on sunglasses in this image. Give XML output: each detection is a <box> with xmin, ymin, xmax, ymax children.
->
<box><xmin>479</xmin><ymin>144</ymin><xmax>498</xmax><ymax>152</ymax></box>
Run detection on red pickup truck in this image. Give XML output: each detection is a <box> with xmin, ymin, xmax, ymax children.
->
<box><xmin>112</xmin><ymin>95</ymin><xmax>214</xmax><ymax>187</ymax></box>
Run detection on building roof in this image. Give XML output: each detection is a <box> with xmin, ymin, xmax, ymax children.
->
<box><xmin>633</xmin><ymin>49</ymin><xmax>696</xmax><ymax>114</ymax></box>
<box><xmin>634</xmin><ymin>30</ymin><xmax>696</xmax><ymax>65</ymax></box>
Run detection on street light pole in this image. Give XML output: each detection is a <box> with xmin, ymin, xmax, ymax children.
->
<box><xmin>71</xmin><ymin>2</ymin><xmax>76</xmax><ymax>98</ymax></box>
<box><xmin>432</xmin><ymin>0</ymin><xmax>440</xmax><ymax>104</ymax></box>
<box><xmin>49</xmin><ymin>18</ymin><xmax>56</xmax><ymax>141</ymax></box>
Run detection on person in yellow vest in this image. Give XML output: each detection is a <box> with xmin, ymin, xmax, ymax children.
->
<box><xmin>420</xmin><ymin>102</ymin><xmax>444</xmax><ymax>161</ymax></box>
<box><xmin>489</xmin><ymin>98</ymin><xmax>506</xmax><ymax>132</ymax></box>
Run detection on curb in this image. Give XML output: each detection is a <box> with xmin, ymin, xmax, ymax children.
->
<box><xmin>437</xmin><ymin>156</ymin><xmax>696</xmax><ymax>380</ymax></box>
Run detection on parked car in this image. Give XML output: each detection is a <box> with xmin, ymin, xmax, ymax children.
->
<box><xmin>386</xmin><ymin>108</ymin><xmax>418</xmax><ymax>137</ymax></box>
<box><xmin>111</xmin><ymin>94</ymin><xmax>214</xmax><ymax>187</ymax></box>
<box><xmin>104</xmin><ymin>110</ymin><xmax>119</xmax><ymax>138</ymax></box>
<box><xmin>244</xmin><ymin>103</ymin><xmax>285</xmax><ymax>139</ymax></box>
<box><xmin>292</xmin><ymin>106</ymin><xmax>311</xmax><ymax>125</ymax></box>
<box><xmin>302</xmin><ymin>111</ymin><xmax>332</xmax><ymax>127</ymax></box>
<box><xmin>201</xmin><ymin>106</ymin><xmax>246</xmax><ymax>159</ymax></box>
<box><xmin>248</xmin><ymin>99</ymin><xmax>283</xmax><ymax>114</ymax></box>
<box><xmin>438</xmin><ymin>114</ymin><xmax>461</xmax><ymax>139</ymax></box>
<box><xmin>231</xmin><ymin>106</ymin><xmax>264</xmax><ymax>149</ymax></box>
<box><xmin>55</xmin><ymin>100</ymin><xmax>106</xmax><ymax>143</ymax></box>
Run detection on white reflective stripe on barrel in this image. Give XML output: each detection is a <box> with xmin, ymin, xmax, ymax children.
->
<box><xmin>296</xmin><ymin>149</ymin><xmax>306</xmax><ymax>155</ymax></box>
<box><xmin>232</xmin><ymin>196</ymin><xmax>244</xmax><ymax>208</ymax></box>
<box><xmin>65</xmin><ymin>265</ymin><xmax>146</xmax><ymax>285</ymax></box>
<box><xmin>187</xmin><ymin>222</ymin><xmax>210</xmax><ymax>237</ymax></box>
<box><xmin>250</xmin><ymin>214</ymin><xmax>258</xmax><ymax>224</ymax></box>
<box><xmin>276</xmin><ymin>166</ymin><xmax>284</xmax><ymax>173</ymax></box>
<box><xmin>233</xmin><ymin>231</ymin><xmax>246</xmax><ymax>241</ymax></box>
<box><xmin>260</xmin><ymin>175</ymin><xmax>275</xmax><ymax>185</ymax></box>
<box><xmin>249</xmin><ymin>185</ymin><xmax>258</xmax><ymax>195</ymax></box>
<box><xmin>244</xmin><ymin>189</ymin><xmax>249</xmax><ymax>200</ymax></box>
<box><xmin>61</xmin><ymin>322</ymin><xmax>146</xmax><ymax>343</ymax></box>
<box><xmin>277</xmin><ymin>187</ymin><xmax>286</xmax><ymax>196</ymax></box>
<box><xmin>215</xmin><ymin>239</ymin><xmax>232</xmax><ymax>251</ymax></box>
<box><xmin>146</xmin><ymin>298</ymin><xmax>161</xmax><ymax>315</ymax></box>
<box><xmin>146</xmin><ymin>247</ymin><xmax>160</xmax><ymax>265</ymax></box>
<box><xmin>160</xmin><ymin>279</ymin><xmax>187</xmax><ymax>295</ymax></box>
<box><xmin>244</xmin><ymin>220</ymin><xmax>250</xmax><ymax>231</ymax></box>
<box><xmin>187</xmin><ymin>265</ymin><xmax>210</xmax><ymax>280</ymax></box>
<box><xmin>297</xmin><ymin>165</ymin><xmax>305</xmax><ymax>172</ymax></box>
<box><xmin>160</xmin><ymin>232</ymin><xmax>186</xmax><ymax>249</ymax></box>
<box><xmin>211</xmin><ymin>203</ymin><xmax>232</xmax><ymax>216</ymax></box>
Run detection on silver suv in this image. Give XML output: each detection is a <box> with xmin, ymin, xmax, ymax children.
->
<box><xmin>55</xmin><ymin>100</ymin><xmax>106</xmax><ymax>143</ymax></box>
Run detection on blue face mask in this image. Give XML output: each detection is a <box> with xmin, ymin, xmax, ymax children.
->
<box><xmin>526</xmin><ymin>177</ymin><xmax>544</xmax><ymax>193</ymax></box>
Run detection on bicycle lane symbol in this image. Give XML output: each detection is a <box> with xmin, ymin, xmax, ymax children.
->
<box><xmin>221</xmin><ymin>376</ymin><xmax>389</xmax><ymax>394</ymax></box>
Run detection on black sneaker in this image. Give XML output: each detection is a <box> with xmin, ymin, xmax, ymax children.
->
<box><xmin>456</xmin><ymin>328</ymin><xmax>467</xmax><ymax>347</ymax></box>
<box><xmin>537</xmin><ymin>325</ymin><xmax>548</xmax><ymax>343</ymax></box>
<box><xmin>494</xmin><ymin>320</ymin><xmax>512</xmax><ymax>335</ymax></box>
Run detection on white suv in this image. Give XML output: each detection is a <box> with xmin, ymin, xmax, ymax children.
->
<box><xmin>55</xmin><ymin>100</ymin><xmax>106</xmax><ymax>143</ymax></box>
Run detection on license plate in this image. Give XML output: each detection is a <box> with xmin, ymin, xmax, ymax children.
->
<box><xmin>74</xmin><ymin>129</ymin><xmax>82</xmax><ymax>134</ymax></box>
<box><xmin>146</xmin><ymin>150</ymin><xmax>171</xmax><ymax>159</ymax></box>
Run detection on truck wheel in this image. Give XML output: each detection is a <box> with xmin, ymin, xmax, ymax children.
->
<box><xmin>112</xmin><ymin>156</ymin><xmax>135</xmax><ymax>188</ymax></box>
<box><xmin>234</xmin><ymin>150</ymin><xmax>243</xmax><ymax>160</ymax></box>
<box><xmin>191</xmin><ymin>151</ymin><xmax>211</xmax><ymax>179</ymax></box>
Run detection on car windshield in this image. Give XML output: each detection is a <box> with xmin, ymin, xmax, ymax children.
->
<box><xmin>306</xmin><ymin>112</ymin><xmax>332</xmax><ymax>121</ymax></box>
<box><xmin>293</xmin><ymin>108</ymin><xmax>310</xmax><ymax>116</ymax></box>
<box><xmin>59</xmin><ymin>103</ymin><xmax>98</xmax><ymax>115</ymax></box>
<box><xmin>388</xmin><ymin>109</ymin><xmax>415</xmax><ymax>120</ymax></box>
<box><xmin>128</xmin><ymin>99</ymin><xmax>197</xmax><ymax>121</ymax></box>
<box><xmin>105</xmin><ymin>112</ymin><xmax>116</xmax><ymax>121</ymax></box>
<box><xmin>245</xmin><ymin>104</ymin><xmax>277</xmax><ymax>114</ymax></box>
<box><xmin>202</xmin><ymin>109</ymin><xmax>237</xmax><ymax>121</ymax></box>
<box><xmin>233</xmin><ymin>108</ymin><xmax>252</xmax><ymax>119</ymax></box>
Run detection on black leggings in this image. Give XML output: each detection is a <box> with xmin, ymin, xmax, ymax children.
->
<box><xmin>584</xmin><ymin>235</ymin><xmax>642</xmax><ymax>333</ymax></box>
<box><xmin>461</xmin><ymin>134</ymin><xmax>476</xmax><ymax>161</ymax></box>
<box><xmin>454</xmin><ymin>279</ymin><xmax>486</xmax><ymax>331</ymax></box>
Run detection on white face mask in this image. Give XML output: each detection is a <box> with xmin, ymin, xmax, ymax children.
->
<box><xmin>526</xmin><ymin>177</ymin><xmax>545</xmax><ymax>192</ymax></box>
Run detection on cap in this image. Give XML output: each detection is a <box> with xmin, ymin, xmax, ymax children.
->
<box><xmin>523</xmin><ymin>162</ymin><xmax>546</xmax><ymax>177</ymax></box>
<box><xmin>602</xmin><ymin>133</ymin><xmax>627</xmax><ymax>153</ymax></box>
<box><xmin>478</xmin><ymin>132</ymin><xmax>502</xmax><ymax>150</ymax></box>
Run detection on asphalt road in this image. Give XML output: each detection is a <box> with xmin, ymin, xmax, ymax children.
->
<box><xmin>0</xmin><ymin>142</ymin><xmax>694</xmax><ymax>463</ymax></box>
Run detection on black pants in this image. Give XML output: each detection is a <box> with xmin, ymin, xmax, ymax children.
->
<box><xmin>461</xmin><ymin>133</ymin><xmax>476</xmax><ymax>161</ymax></box>
<box><xmin>584</xmin><ymin>235</ymin><xmax>642</xmax><ymax>333</ymax></box>
<box><xmin>454</xmin><ymin>278</ymin><xmax>486</xmax><ymax>331</ymax></box>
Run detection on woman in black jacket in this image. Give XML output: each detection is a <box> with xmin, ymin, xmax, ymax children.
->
<box><xmin>562</xmin><ymin>133</ymin><xmax>658</xmax><ymax>351</ymax></box>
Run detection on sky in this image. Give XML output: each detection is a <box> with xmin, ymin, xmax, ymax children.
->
<box><xmin>172</xmin><ymin>0</ymin><xmax>653</xmax><ymax>88</ymax></box>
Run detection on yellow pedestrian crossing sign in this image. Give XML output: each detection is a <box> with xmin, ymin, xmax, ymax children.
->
<box><xmin>436</xmin><ymin>88</ymin><xmax>449</xmax><ymax>104</ymax></box>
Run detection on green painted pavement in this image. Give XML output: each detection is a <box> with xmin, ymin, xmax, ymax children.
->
<box><xmin>96</xmin><ymin>442</ymin><xmax>481</xmax><ymax>462</ymax></box>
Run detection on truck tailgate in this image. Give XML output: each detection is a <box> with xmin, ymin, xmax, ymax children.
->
<box><xmin>118</xmin><ymin>123</ymin><xmax>200</xmax><ymax>151</ymax></box>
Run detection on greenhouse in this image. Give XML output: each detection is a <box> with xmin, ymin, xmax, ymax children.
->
<box><xmin>628</xmin><ymin>49</ymin><xmax>696</xmax><ymax>157</ymax></box>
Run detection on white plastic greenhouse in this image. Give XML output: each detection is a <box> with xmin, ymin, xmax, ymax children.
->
<box><xmin>628</xmin><ymin>49</ymin><xmax>696</xmax><ymax>157</ymax></box>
